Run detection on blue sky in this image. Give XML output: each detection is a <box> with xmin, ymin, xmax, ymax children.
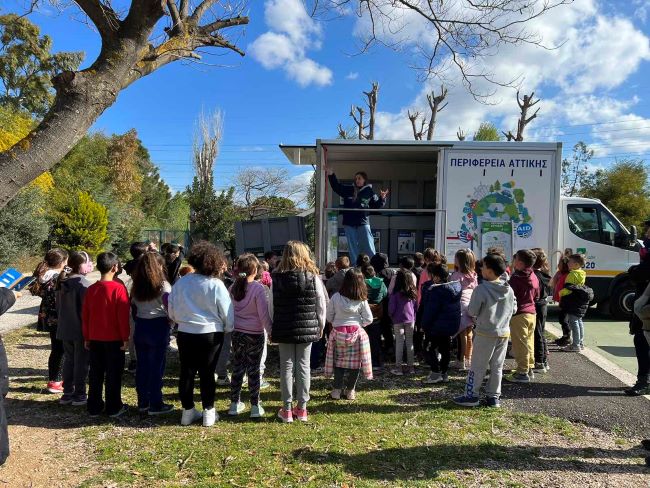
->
<box><xmin>3</xmin><ymin>0</ymin><xmax>650</xmax><ymax>195</ymax></box>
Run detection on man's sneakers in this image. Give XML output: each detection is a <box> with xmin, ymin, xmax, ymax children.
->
<box><xmin>180</xmin><ymin>407</ymin><xmax>202</xmax><ymax>426</ymax></box>
<box><xmin>453</xmin><ymin>394</ymin><xmax>480</xmax><ymax>407</ymax></box>
<box><xmin>149</xmin><ymin>404</ymin><xmax>174</xmax><ymax>416</ymax></box>
<box><xmin>250</xmin><ymin>404</ymin><xmax>265</xmax><ymax>419</ymax></box>
<box><xmin>46</xmin><ymin>381</ymin><xmax>64</xmax><ymax>394</ymax></box>
<box><xmin>228</xmin><ymin>401</ymin><xmax>246</xmax><ymax>416</ymax></box>
<box><xmin>277</xmin><ymin>408</ymin><xmax>293</xmax><ymax>423</ymax></box>
<box><xmin>624</xmin><ymin>383</ymin><xmax>649</xmax><ymax>396</ymax></box>
<box><xmin>203</xmin><ymin>407</ymin><xmax>218</xmax><ymax>427</ymax></box>
<box><xmin>504</xmin><ymin>372</ymin><xmax>531</xmax><ymax>384</ymax></box>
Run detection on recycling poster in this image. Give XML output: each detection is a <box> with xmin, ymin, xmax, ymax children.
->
<box><xmin>480</xmin><ymin>221</ymin><xmax>513</xmax><ymax>260</ymax></box>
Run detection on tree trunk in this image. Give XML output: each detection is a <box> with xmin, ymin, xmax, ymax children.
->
<box><xmin>0</xmin><ymin>38</ymin><xmax>146</xmax><ymax>207</ymax></box>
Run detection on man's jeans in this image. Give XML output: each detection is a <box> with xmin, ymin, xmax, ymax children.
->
<box><xmin>344</xmin><ymin>224</ymin><xmax>376</xmax><ymax>261</ymax></box>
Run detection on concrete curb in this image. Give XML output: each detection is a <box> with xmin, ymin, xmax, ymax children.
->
<box><xmin>547</xmin><ymin>321</ymin><xmax>650</xmax><ymax>399</ymax></box>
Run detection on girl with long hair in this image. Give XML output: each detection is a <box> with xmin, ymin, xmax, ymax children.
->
<box><xmin>227</xmin><ymin>254</ymin><xmax>272</xmax><ymax>418</ymax></box>
<box><xmin>271</xmin><ymin>241</ymin><xmax>327</xmax><ymax>423</ymax></box>
<box><xmin>450</xmin><ymin>249</ymin><xmax>478</xmax><ymax>371</ymax></box>
<box><xmin>33</xmin><ymin>249</ymin><xmax>69</xmax><ymax>393</ymax></box>
<box><xmin>131</xmin><ymin>252</ymin><xmax>174</xmax><ymax>415</ymax></box>
<box><xmin>388</xmin><ymin>269</ymin><xmax>418</xmax><ymax>375</ymax></box>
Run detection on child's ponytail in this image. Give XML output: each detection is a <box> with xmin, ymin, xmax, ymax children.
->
<box><xmin>231</xmin><ymin>253</ymin><xmax>260</xmax><ymax>302</ymax></box>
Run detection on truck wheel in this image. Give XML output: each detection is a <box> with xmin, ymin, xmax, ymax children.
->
<box><xmin>609</xmin><ymin>282</ymin><xmax>635</xmax><ymax>321</ymax></box>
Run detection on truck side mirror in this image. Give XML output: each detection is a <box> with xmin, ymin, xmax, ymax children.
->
<box><xmin>630</xmin><ymin>225</ymin><xmax>638</xmax><ymax>247</ymax></box>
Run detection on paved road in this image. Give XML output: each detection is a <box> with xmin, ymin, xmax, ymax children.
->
<box><xmin>548</xmin><ymin>306</ymin><xmax>638</xmax><ymax>376</ymax></box>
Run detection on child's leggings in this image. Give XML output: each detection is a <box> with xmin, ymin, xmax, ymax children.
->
<box><xmin>333</xmin><ymin>367</ymin><xmax>360</xmax><ymax>391</ymax></box>
<box><xmin>393</xmin><ymin>322</ymin><xmax>415</xmax><ymax>367</ymax></box>
<box><xmin>459</xmin><ymin>327</ymin><xmax>473</xmax><ymax>361</ymax></box>
<box><xmin>230</xmin><ymin>331</ymin><xmax>265</xmax><ymax>406</ymax></box>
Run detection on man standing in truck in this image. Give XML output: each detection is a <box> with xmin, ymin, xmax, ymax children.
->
<box><xmin>326</xmin><ymin>168</ymin><xmax>389</xmax><ymax>260</ymax></box>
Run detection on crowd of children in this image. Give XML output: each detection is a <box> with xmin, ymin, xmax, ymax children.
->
<box><xmin>26</xmin><ymin>238</ymin><xmax>596</xmax><ymax>425</ymax></box>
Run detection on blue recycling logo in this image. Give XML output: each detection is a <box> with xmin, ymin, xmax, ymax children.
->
<box><xmin>517</xmin><ymin>223</ymin><xmax>533</xmax><ymax>238</ymax></box>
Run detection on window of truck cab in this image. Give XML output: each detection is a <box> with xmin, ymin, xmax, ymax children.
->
<box><xmin>567</xmin><ymin>204</ymin><xmax>628</xmax><ymax>249</ymax></box>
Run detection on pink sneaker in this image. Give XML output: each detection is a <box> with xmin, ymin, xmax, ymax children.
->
<box><xmin>292</xmin><ymin>407</ymin><xmax>308</xmax><ymax>422</ymax></box>
<box><xmin>277</xmin><ymin>408</ymin><xmax>293</xmax><ymax>423</ymax></box>
<box><xmin>47</xmin><ymin>381</ymin><xmax>63</xmax><ymax>394</ymax></box>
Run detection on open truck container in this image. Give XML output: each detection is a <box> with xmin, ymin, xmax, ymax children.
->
<box><xmin>281</xmin><ymin>140</ymin><xmax>640</xmax><ymax>319</ymax></box>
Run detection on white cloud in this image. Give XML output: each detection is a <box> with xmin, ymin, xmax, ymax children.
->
<box><xmin>287</xmin><ymin>170</ymin><xmax>314</xmax><ymax>205</ymax></box>
<box><xmin>249</xmin><ymin>0</ymin><xmax>333</xmax><ymax>87</ymax></box>
<box><xmin>346</xmin><ymin>72</ymin><xmax>359</xmax><ymax>80</ymax></box>
<box><xmin>367</xmin><ymin>0</ymin><xmax>650</xmax><ymax>158</ymax></box>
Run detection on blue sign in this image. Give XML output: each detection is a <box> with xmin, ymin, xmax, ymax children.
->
<box><xmin>516</xmin><ymin>223</ymin><xmax>533</xmax><ymax>238</ymax></box>
<box><xmin>0</xmin><ymin>268</ymin><xmax>21</xmax><ymax>288</ymax></box>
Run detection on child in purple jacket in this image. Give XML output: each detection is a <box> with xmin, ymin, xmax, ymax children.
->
<box><xmin>388</xmin><ymin>270</ymin><xmax>418</xmax><ymax>375</ymax></box>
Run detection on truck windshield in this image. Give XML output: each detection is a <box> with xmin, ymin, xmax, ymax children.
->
<box><xmin>567</xmin><ymin>204</ymin><xmax>629</xmax><ymax>249</ymax></box>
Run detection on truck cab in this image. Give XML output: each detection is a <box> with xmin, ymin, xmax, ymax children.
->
<box><xmin>560</xmin><ymin>197</ymin><xmax>640</xmax><ymax>319</ymax></box>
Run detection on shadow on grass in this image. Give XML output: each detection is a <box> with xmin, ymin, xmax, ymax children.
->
<box><xmin>293</xmin><ymin>444</ymin><xmax>649</xmax><ymax>479</ymax></box>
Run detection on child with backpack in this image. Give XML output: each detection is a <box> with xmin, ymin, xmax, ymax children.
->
<box><xmin>388</xmin><ymin>270</ymin><xmax>417</xmax><ymax>375</ymax></box>
<box><xmin>421</xmin><ymin>264</ymin><xmax>461</xmax><ymax>384</ymax></box>
<box><xmin>228</xmin><ymin>254</ymin><xmax>272</xmax><ymax>418</ymax></box>
<box><xmin>532</xmin><ymin>248</ymin><xmax>552</xmax><ymax>372</ymax></box>
<box><xmin>32</xmin><ymin>249</ymin><xmax>69</xmax><ymax>393</ymax></box>
<box><xmin>55</xmin><ymin>251</ymin><xmax>93</xmax><ymax>406</ymax></box>
<box><xmin>450</xmin><ymin>249</ymin><xmax>478</xmax><ymax>370</ymax></box>
<box><xmin>453</xmin><ymin>254</ymin><xmax>516</xmax><ymax>407</ymax></box>
<box><xmin>559</xmin><ymin>254</ymin><xmax>594</xmax><ymax>352</ymax></box>
<box><xmin>131</xmin><ymin>252</ymin><xmax>174</xmax><ymax>416</ymax></box>
<box><xmin>82</xmin><ymin>253</ymin><xmax>131</xmax><ymax>417</ymax></box>
<box><xmin>325</xmin><ymin>269</ymin><xmax>373</xmax><ymax>400</ymax></box>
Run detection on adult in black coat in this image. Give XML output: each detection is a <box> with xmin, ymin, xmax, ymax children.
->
<box><xmin>625</xmin><ymin>251</ymin><xmax>650</xmax><ymax>396</ymax></box>
<box><xmin>0</xmin><ymin>287</ymin><xmax>18</xmax><ymax>465</ymax></box>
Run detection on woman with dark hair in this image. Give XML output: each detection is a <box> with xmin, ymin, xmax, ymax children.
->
<box><xmin>168</xmin><ymin>241</ymin><xmax>233</xmax><ymax>427</ymax></box>
<box><xmin>162</xmin><ymin>243</ymin><xmax>185</xmax><ymax>285</ymax></box>
<box><xmin>131</xmin><ymin>252</ymin><xmax>173</xmax><ymax>416</ymax></box>
<box><xmin>327</xmin><ymin>168</ymin><xmax>389</xmax><ymax>260</ymax></box>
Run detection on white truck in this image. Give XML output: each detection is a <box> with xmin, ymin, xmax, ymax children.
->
<box><xmin>281</xmin><ymin>140</ymin><xmax>641</xmax><ymax>319</ymax></box>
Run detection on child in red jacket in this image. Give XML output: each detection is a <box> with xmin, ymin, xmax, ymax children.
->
<box><xmin>82</xmin><ymin>252</ymin><xmax>130</xmax><ymax>417</ymax></box>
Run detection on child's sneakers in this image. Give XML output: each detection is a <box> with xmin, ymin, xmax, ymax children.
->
<box><xmin>46</xmin><ymin>381</ymin><xmax>63</xmax><ymax>394</ymax></box>
<box><xmin>292</xmin><ymin>406</ymin><xmax>308</xmax><ymax>422</ymax></box>
<box><xmin>504</xmin><ymin>372</ymin><xmax>531</xmax><ymax>384</ymax></box>
<box><xmin>203</xmin><ymin>407</ymin><xmax>218</xmax><ymax>427</ymax></box>
<box><xmin>345</xmin><ymin>390</ymin><xmax>356</xmax><ymax>401</ymax></box>
<box><xmin>424</xmin><ymin>372</ymin><xmax>444</xmax><ymax>384</ymax></box>
<box><xmin>250</xmin><ymin>404</ymin><xmax>265</xmax><ymax>418</ymax></box>
<box><xmin>180</xmin><ymin>407</ymin><xmax>202</xmax><ymax>426</ymax></box>
<box><xmin>259</xmin><ymin>378</ymin><xmax>271</xmax><ymax>390</ymax></box>
<box><xmin>483</xmin><ymin>397</ymin><xmax>501</xmax><ymax>408</ymax></box>
<box><xmin>277</xmin><ymin>408</ymin><xmax>293</xmax><ymax>423</ymax></box>
<box><xmin>563</xmin><ymin>345</ymin><xmax>581</xmax><ymax>352</ymax></box>
<box><xmin>228</xmin><ymin>401</ymin><xmax>246</xmax><ymax>416</ymax></box>
<box><xmin>390</xmin><ymin>367</ymin><xmax>404</xmax><ymax>376</ymax></box>
<box><xmin>533</xmin><ymin>362</ymin><xmax>548</xmax><ymax>373</ymax></box>
<box><xmin>71</xmin><ymin>395</ymin><xmax>88</xmax><ymax>406</ymax></box>
<box><xmin>453</xmin><ymin>394</ymin><xmax>480</xmax><ymax>407</ymax></box>
<box><xmin>330</xmin><ymin>389</ymin><xmax>342</xmax><ymax>400</ymax></box>
<box><xmin>216</xmin><ymin>375</ymin><xmax>231</xmax><ymax>386</ymax></box>
<box><xmin>109</xmin><ymin>405</ymin><xmax>128</xmax><ymax>418</ymax></box>
<box><xmin>59</xmin><ymin>394</ymin><xmax>74</xmax><ymax>405</ymax></box>
<box><xmin>149</xmin><ymin>404</ymin><xmax>174</xmax><ymax>416</ymax></box>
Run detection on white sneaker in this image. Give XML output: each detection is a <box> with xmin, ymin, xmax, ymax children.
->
<box><xmin>250</xmin><ymin>404</ymin><xmax>265</xmax><ymax>418</ymax></box>
<box><xmin>423</xmin><ymin>372</ymin><xmax>443</xmax><ymax>384</ymax></box>
<box><xmin>180</xmin><ymin>408</ymin><xmax>202</xmax><ymax>426</ymax></box>
<box><xmin>228</xmin><ymin>401</ymin><xmax>246</xmax><ymax>416</ymax></box>
<box><xmin>203</xmin><ymin>407</ymin><xmax>218</xmax><ymax>427</ymax></box>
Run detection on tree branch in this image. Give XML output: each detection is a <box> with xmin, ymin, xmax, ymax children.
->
<box><xmin>190</xmin><ymin>0</ymin><xmax>219</xmax><ymax>23</ymax></box>
<box><xmin>74</xmin><ymin>0</ymin><xmax>121</xmax><ymax>40</ymax></box>
<box><xmin>200</xmin><ymin>16</ymin><xmax>250</xmax><ymax>35</ymax></box>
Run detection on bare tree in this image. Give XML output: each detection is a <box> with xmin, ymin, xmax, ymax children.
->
<box><xmin>234</xmin><ymin>168</ymin><xmax>305</xmax><ymax>220</ymax></box>
<box><xmin>503</xmin><ymin>91</ymin><xmax>541</xmax><ymax>141</ymax></box>
<box><xmin>314</xmin><ymin>1</ymin><xmax>570</xmax><ymax>100</ymax></box>
<box><xmin>340</xmin><ymin>81</ymin><xmax>379</xmax><ymax>140</ymax></box>
<box><xmin>406</xmin><ymin>85</ymin><xmax>447</xmax><ymax>140</ymax></box>
<box><xmin>193</xmin><ymin>109</ymin><xmax>224</xmax><ymax>187</ymax></box>
<box><xmin>457</xmin><ymin>127</ymin><xmax>466</xmax><ymax>141</ymax></box>
<box><xmin>0</xmin><ymin>1</ymin><xmax>248</xmax><ymax>208</ymax></box>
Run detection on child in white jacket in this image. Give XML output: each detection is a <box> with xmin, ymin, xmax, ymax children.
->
<box><xmin>325</xmin><ymin>269</ymin><xmax>374</xmax><ymax>400</ymax></box>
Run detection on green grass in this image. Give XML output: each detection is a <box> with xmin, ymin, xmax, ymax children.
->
<box><xmin>6</xmin><ymin>326</ymin><xmax>605</xmax><ymax>487</ymax></box>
